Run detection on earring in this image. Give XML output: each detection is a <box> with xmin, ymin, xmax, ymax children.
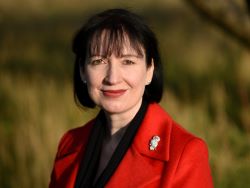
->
<box><xmin>82</xmin><ymin>80</ymin><xmax>87</xmax><ymax>84</ymax></box>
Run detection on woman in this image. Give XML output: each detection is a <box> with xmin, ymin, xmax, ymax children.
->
<box><xmin>49</xmin><ymin>8</ymin><xmax>213</xmax><ymax>188</ymax></box>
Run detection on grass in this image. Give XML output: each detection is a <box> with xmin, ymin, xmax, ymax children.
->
<box><xmin>0</xmin><ymin>73</ymin><xmax>96</xmax><ymax>188</ymax></box>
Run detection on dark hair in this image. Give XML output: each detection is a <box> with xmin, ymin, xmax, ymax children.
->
<box><xmin>72</xmin><ymin>8</ymin><xmax>163</xmax><ymax>108</ymax></box>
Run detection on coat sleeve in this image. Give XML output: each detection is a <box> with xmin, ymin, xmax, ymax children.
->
<box><xmin>172</xmin><ymin>138</ymin><xmax>214</xmax><ymax>188</ymax></box>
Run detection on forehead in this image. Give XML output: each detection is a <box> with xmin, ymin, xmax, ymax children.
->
<box><xmin>120</xmin><ymin>44</ymin><xmax>145</xmax><ymax>56</ymax></box>
<box><xmin>88</xmin><ymin>29</ymin><xmax>144</xmax><ymax>57</ymax></box>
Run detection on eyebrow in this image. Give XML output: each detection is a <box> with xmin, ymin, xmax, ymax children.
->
<box><xmin>120</xmin><ymin>54</ymin><xmax>144</xmax><ymax>58</ymax></box>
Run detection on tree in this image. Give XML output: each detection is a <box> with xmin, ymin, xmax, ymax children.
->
<box><xmin>186</xmin><ymin>0</ymin><xmax>250</xmax><ymax>49</ymax></box>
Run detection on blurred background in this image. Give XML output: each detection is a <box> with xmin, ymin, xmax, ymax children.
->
<box><xmin>0</xmin><ymin>0</ymin><xmax>250</xmax><ymax>187</ymax></box>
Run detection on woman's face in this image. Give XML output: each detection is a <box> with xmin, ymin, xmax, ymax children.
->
<box><xmin>83</xmin><ymin>42</ymin><xmax>154</xmax><ymax>116</ymax></box>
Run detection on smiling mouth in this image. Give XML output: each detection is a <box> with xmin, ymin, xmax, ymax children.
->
<box><xmin>101</xmin><ymin>89</ymin><xmax>127</xmax><ymax>97</ymax></box>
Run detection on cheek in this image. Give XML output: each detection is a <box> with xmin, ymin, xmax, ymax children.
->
<box><xmin>129</xmin><ymin>69</ymin><xmax>148</xmax><ymax>85</ymax></box>
<box><xmin>86</xmin><ymin>70</ymin><xmax>102</xmax><ymax>86</ymax></box>
<box><xmin>85</xmin><ymin>72</ymin><xmax>102</xmax><ymax>99</ymax></box>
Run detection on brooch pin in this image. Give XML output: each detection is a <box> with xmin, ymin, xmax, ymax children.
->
<box><xmin>149</xmin><ymin>136</ymin><xmax>160</xmax><ymax>151</ymax></box>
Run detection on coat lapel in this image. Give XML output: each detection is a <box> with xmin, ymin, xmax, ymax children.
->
<box><xmin>133</xmin><ymin>103</ymin><xmax>172</xmax><ymax>161</ymax></box>
<box><xmin>107</xmin><ymin>103</ymin><xmax>173</xmax><ymax>187</ymax></box>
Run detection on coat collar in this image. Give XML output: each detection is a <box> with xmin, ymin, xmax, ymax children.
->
<box><xmin>133</xmin><ymin>102</ymin><xmax>172</xmax><ymax>161</ymax></box>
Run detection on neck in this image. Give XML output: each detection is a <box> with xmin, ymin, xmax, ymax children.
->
<box><xmin>104</xmin><ymin>99</ymin><xmax>143</xmax><ymax>135</ymax></box>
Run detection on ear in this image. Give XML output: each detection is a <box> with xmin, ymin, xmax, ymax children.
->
<box><xmin>146</xmin><ymin>59</ymin><xmax>154</xmax><ymax>85</ymax></box>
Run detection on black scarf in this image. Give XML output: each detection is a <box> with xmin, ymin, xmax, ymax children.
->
<box><xmin>74</xmin><ymin>100</ymin><xmax>148</xmax><ymax>188</ymax></box>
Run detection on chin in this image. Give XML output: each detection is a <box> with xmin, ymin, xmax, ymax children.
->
<box><xmin>102</xmin><ymin>106</ymin><xmax>125</xmax><ymax>114</ymax></box>
<box><xmin>100</xmin><ymin>102</ymin><xmax>128</xmax><ymax>114</ymax></box>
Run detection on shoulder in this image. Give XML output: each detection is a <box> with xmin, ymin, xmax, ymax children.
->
<box><xmin>170</xmin><ymin>119</ymin><xmax>208</xmax><ymax>156</ymax></box>
<box><xmin>55</xmin><ymin>119</ymin><xmax>95</xmax><ymax>158</ymax></box>
<box><xmin>173</xmin><ymin>126</ymin><xmax>209</xmax><ymax>161</ymax></box>
<box><xmin>168</xmin><ymin>118</ymin><xmax>211</xmax><ymax>180</ymax></box>
<box><xmin>169</xmin><ymin>122</ymin><xmax>213</xmax><ymax>186</ymax></box>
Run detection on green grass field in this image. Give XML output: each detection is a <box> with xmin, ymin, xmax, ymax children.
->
<box><xmin>0</xmin><ymin>0</ymin><xmax>250</xmax><ymax>187</ymax></box>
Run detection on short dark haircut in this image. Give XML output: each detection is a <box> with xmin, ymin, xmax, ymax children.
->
<box><xmin>72</xmin><ymin>8</ymin><xmax>163</xmax><ymax>108</ymax></box>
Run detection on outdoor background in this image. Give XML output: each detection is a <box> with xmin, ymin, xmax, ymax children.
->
<box><xmin>0</xmin><ymin>0</ymin><xmax>250</xmax><ymax>187</ymax></box>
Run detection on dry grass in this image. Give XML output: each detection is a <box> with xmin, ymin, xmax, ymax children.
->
<box><xmin>0</xmin><ymin>73</ymin><xmax>96</xmax><ymax>188</ymax></box>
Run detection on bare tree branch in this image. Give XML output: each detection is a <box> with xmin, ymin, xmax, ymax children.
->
<box><xmin>247</xmin><ymin>0</ymin><xmax>250</xmax><ymax>14</ymax></box>
<box><xmin>186</xmin><ymin>0</ymin><xmax>250</xmax><ymax>49</ymax></box>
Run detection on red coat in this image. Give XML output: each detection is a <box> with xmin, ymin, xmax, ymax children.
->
<box><xmin>49</xmin><ymin>103</ymin><xmax>213</xmax><ymax>188</ymax></box>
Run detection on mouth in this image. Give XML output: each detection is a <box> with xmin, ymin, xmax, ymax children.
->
<box><xmin>101</xmin><ymin>89</ymin><xmax>127</xmax><ymax>97</ymax></box>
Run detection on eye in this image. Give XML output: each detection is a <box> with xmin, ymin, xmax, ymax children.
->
<box><xmin>89</xmin><ymin>58</ymin><xmax>106</xmax><ymax>65</ymax></box>
<box><xmin>123</xmin><ymin>59</ymin><xmax>135</xmax><ymax>65</ymax></box>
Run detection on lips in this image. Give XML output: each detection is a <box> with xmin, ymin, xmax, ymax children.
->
<box><xmin>101</xmin><ymin>89</ymin><xmax>127</xmax><ymax>97</ymax></box>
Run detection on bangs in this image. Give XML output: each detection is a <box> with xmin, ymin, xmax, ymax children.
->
<box><xmin>88</xmin><ymin>27</ymin><xmax>144</xmax><ymax>57</ymax></box>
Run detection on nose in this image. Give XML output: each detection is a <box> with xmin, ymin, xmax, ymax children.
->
<box><xmin>104</xmin><ymin>62</ymin><xmax>121</xmax><ymax>85</ymax></box>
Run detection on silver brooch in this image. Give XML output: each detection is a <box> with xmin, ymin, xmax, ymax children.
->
<box><xmin>149</xmin><ymin>136</ymin><xmax>160</xmax><ymax>151</ymax></box>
